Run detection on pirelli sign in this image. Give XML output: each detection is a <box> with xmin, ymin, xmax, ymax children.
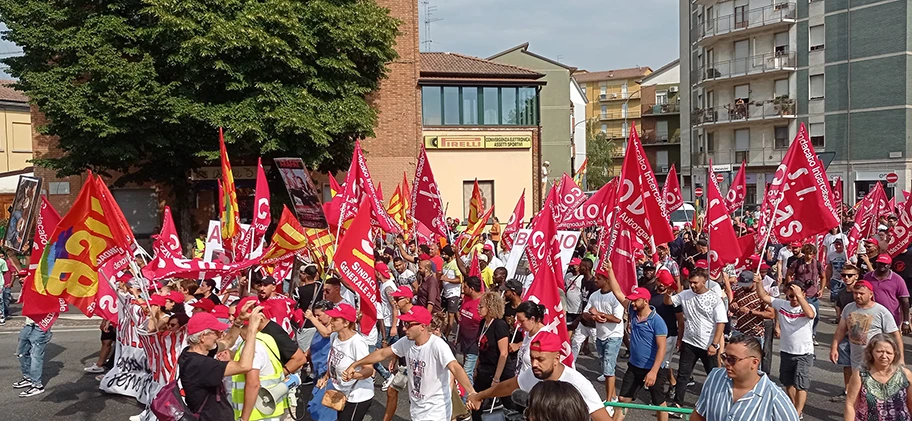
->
<box><xmin>423</xmin><ymin>131</ymin><xmax>533</xmax><ymax>150</ymax></box>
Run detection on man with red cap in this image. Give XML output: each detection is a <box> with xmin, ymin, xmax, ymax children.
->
<box><xmin>345</xmin><ymin>306</ymin><xmax>475</xmax><ymax>421</ymax></box>
<box><xmin>602</xmin><ymin>261</ymin><xmax>670</xmax><ymax>421</ymax></box>
<box><xmin>573</xmin><ymin>265</ymin><xmax>625</xmax><ymax>403</ymax></box>
<box><xmin>862</xmin><ymin>253</ymin><xmax>910</xmax><ymax>331</ymax></box>
<box><xmin>482</xmin><ymin>242</ymin><xmax>504</xmax><ymax>271</ymax></box>
<box><xmin>831</xmin><ymin>279</ymin><xmax>903</xmax><ymax>371</ymax></box>
<box><xmin>189</xmin><ymin>298</ymin><xmax>215</xmax><ymax>315</ymax></box>
<box><xmin>467</xmin><ymin>331</ymin><xmax>612</xmax><ymax>421</ymax></box>
<box><xmin>859</xmin><ymin>237</ymin><xmax>881</xmax><ymax>274</ymax></box>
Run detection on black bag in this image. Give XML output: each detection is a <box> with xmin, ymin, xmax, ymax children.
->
<box><xmin>150</xmin><ymin>379</ymin><xmax>208</xmax><ymax>421</ymax></box>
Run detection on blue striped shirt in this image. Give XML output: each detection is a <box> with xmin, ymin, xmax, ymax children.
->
<box><xmin>695</xmin><ymin>368</ymin><xmax>800</xmax><ymax>421</ymax></box>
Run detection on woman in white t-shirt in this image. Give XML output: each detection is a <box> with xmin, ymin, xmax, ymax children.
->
<box><xmin>317</xmin><ymin>303</ymin><xmax>374</xmax><ymax>420</ymax></box>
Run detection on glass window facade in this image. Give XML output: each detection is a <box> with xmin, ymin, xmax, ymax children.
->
<box><xmin>422</xmin><ymin>86</ymin><xmax>540</xmax><ymax>126</ymax></box>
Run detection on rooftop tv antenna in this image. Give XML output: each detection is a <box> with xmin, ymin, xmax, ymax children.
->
<box><xmin>421</xmin><ymin>0</ymin><xmax>443</xmax><ymax>52</ymax></box>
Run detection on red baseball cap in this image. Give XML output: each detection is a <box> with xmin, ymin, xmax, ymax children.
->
<box><xmin>391</xmin><ymin>286</ymin><xmax>414</xmax><ymax>299</ymax></box>
<box><xmin>760</xmin><ymin>263</ymin><xmax>771</xmax><ymax>271</ymax></box>
<box><xmin>166</xmin><ymin>291</ymin><xmax>185</xmax><ymax>304</ymax></box>
<box><xmin>857</xmin><ymin>280</ymin><xmax>875</xmax><ymax>291</ymax></box>
<box><xmin>747</xmin><ymin>254</ymin><xmax>761</xmax><ymax>265</ymax></box>
<box><xmin>399</xmin><ymin>306</ymin><xmax>432</xmax><ymax>325</ymax></box>
<box><xmin>483</xmin><ymin>243</ymin><xmax>494</xmax><ymax>252</ymax></box>
<box><xmin>211</xmin><ymin>305</ymin><xmax>231</xmax><ymax>320</ymax></box>
<box><xmin>876</xmin><ymin>253</ymin><xmax>893</xmax><ymax>264</ymax></box>
<box><xmin>187</xmin><ymin>312</ymin><xmax>231</xmax><ymax>335</ymax></box>
<box><xmin>657</xmin><ymin>271</ymin><xmax>676</xmax><ymax>288</ymax></box>
<box><xmin>694</xmin><ymin>259</ymin><xmax>708</xmax><ymax>269</ymax></box>
<box><xmin>673</xmin><ymin>226</ymin><xmax>681</xmax><ymax>232</ymax></box>
<box><xmin>626</xmin><ymin>287</ymin><xmax>652</xmax><ymax>302</ymax></box>
<box><xmin>325</xmin><ymin>303</ymin><xmax>357</xmax><ymax>323</ymax></box>
<box><xmin>148</xmin><ymin>294</ymin><xmax>167</xmax><ymax>307</ymax></box>
<box><xmin>530</xmin><ymin>331</ymin><xmax>563</xmax><ymax>353</ymax></box>
<box><xmin>789</xmin><ymin>241</ymin><xmax>802</xmax><ymax>248</ymax></box>
<box><xmin>569</xmin><ymin>257</ymin><xmax>582</xmax><ymax>266</ymax></box>
<box><xmin>233</xmin><ymin>296</ymin><xmax>259</xmax><ymax>319</ymax></box>
<box><xmin>375</xmin><ymin>262</ymin><xmax>391</xmax><ymax>279</ymax></box>
<box><xmin>190</xmin><ymin>299</ymin><xmax>215</xmax><ymax>312</ymax></box>
<box><xmin>864</xmin><ymin>237</ymin><xmax>879</xmax><ymax>245</ymax></box>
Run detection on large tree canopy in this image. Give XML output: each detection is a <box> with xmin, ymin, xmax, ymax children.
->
<box><xmin>0</xmin><ymin>0</ymin><xmax>400</xmax><ymax>188</ymax></box>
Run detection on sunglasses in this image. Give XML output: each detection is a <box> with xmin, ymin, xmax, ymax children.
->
<box><xmin>405</xmin><ymin>322</ymin><xmax>423</xmax><ymax>328</ymax></box>
<box><xmin>720</xmin><ymin>353</ymin><xmax>753</xmax><ymax>366</ymax></box>
<box><xmin>841</xmin><ymin>273</ymin><xmax>858</xmax><ymax>278</ymax></box>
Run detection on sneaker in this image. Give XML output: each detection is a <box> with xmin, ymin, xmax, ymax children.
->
<box><xmin>381</xmin><ymin>374</ymin><xmax>396</xmax><ymax>392</ymax></box>
<box><xmin>129</xmin><ymin>415</ymin><xmax>142</xmax><ymax>421</ymax></box>
<box><xmin>18</xmin><ymin>385</ymin><xmax>44</xmax><ymax>397</ymax></box>
<box><xmin>687</xmin><ymin>379</ymin><xmax>696</xmax><ymax>387</ymax></box>
<box><xmin>813</xmin><ymin>338</ymin><xmax>819</xmax><ymax>346</ymax></box>
<box><xmin>84</xmin><ymin>364</ymin><xmax>105</xmax><ymax>373</ymax></box>
<box><xmin>597</xmin><ymin>375</ymin><xmax>606</xmax><ymax>382</ymax></box>
<box><xmin>12</xmin><ymin>378</ymin><xmax>32</xmax><ymax>389</ymax></box>
<box><xmin>0</xmin><ymin>318</ymin><xmax>6</xmax><ymax>325</ymax></box>
<box><xmin>301</xmin><ymin>376</ymin><xmax>314</xmax><ymax>386</ymax></box>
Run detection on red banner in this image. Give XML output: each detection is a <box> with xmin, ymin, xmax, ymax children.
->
<box><xmin>456</xmin><ymin>206</ymin><xmax>494</xmax><ymax>254</ymax></box>
<box><xmin>238</xmin><ymin>157</ymin><xmax>271</xmax><ymax>259</ymax></box>
<box><xmin>141</xmin><ymin>256</ymin><xmax>259</xmax><ymax>282</ymax></box>
<box><xmin>339</xmin><ymin>141</ymin><xmax>400</xmax><ymax>234</ymax></box>
<box><xmin>847</xmin><ymin>183</ymin><xmax>889</xmax><ymax>255</ymax></box>
<box><xmin>725</xmin><ymin>161</ymin><xmax>747</xmax><ymax>213</ymax></box>
<box><xmin>522</xmin><ymin>191</ymin><xmax>573</xmax><ymax>367</ymax></box>
<box><xmin>559</xmin><ymin>178</ymin><xmax>617</xmax><ymax>230</ymax></box>
<box><xmin>333</xmin><ymin>199</ymin><xmax>378</xmax><ymax>335</ymax></box>
<box><xmin>411</xmin><ymin>145</ymin><xmax>448</xmax><ymax>239</ymax></box>
<box><xmin>706</xmin><ymin>167</ymin><xmax>741</xmax><ymax>278</ymax></box>
<box><xmin>833</xmin><ymin>177</ymin><xmax>844</xmax><ymax>206</ymax></box>
<box><xmin>152</xmin><ymin>206</ymin><xmax>182</xmax><ymax>259</ymax></box>
<box><xmin>20</xmin><ymin>197</ymin><xmax>66</xmax><ymax>331</ymax></box>
<box><xmin>553</xmin><ymin>173</ymin><xmax>586</xmax><ymax>224</ymax></box>
<box><xmin>756</xmin><ymin>123</ymin><xmax>839</xmax><ymax>244</ymax></box>
<box><xmin>500</xmin><ymin>190</ymin><xmax>525</xmax><ymax>251</ymax></box>
<box><xmin>662</xmin><ymin>165</ymin><xmax>684</xmax><ymax>213</ymax></box>
<box><xmin>888</xmin><ymin>194</ymin><xmax>912</xmax><ymax>257</ymax></box>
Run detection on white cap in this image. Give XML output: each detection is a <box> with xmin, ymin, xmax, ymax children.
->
<box><xmin>478</xmin><ymin>254</ymin><xmax>489</xmax><ymax>262</ymax></box>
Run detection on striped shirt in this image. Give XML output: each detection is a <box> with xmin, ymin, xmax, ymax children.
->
<box><xmin>695</xmin><ymin>368</ymin><xmax>799</xmax><ymax>421</ymax></box>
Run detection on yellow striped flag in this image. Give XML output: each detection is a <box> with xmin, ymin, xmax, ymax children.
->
<box><xmin>218</xmin><ymin>127</ymin><xmax>240</xmax><ymax>253</ymax></box>
<box><xmin>468</xmin><ymin>179</ymin><xmax>483</xmax><ymax>227</ymax></box>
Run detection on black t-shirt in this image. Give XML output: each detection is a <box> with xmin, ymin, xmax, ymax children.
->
<box><xmin>647</xmin><ymin>284</ymin><xmax>683</xmax><ymax>337</ymax></box>
<box><xmin>501</xmin><ymin>306</ymin><xmax>523</xmax><ymax>360</ymax></box>
<box><xmin>260</xmin><ymin>320</ymin><xmax>299</xmax><ymax>366</ymax></box>
<box><xmin>295</xmin><ymin>283</ymin><xmax>323</xmax><ymax>329</ymax></box>
<box><xmin>893</xmin><ymin>250</ymin><xmax>912</xmax><ymax>291</ymax></box>
<box><xmin>178</xmin><ymin>349</ymin><xmax>233</xmax><ymax>421</ymax></box>
<box><xmin>476</xmin><ymin>318</ymin><xmax>514</xmax><ymax>378</ymax></box>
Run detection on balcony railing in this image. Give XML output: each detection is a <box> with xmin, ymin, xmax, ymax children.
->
<box><xmin>642</xmin><ymin>103</ymin><xmax>680</xmax><ymax>116</ymax></box>
<box><xmin>600</xmin><ymin>110</ymin><xmax>640</xmax><ymax>120</ymax></box>
<box><xmin>691</xmin><ymin>97</ymin><xmax>796</xmax><ymax>126</ymax></box>
<box><xmin>599</xmin><ymin>91</ymin><xmax>640</xmax><ymax>101</ymax></box>
<box><xmin>697</xmin><ymin>3</ymin><xmax>797</xmax><ymax>42</ymax></box>
<box><xmin>700</xmin><ymin>147</ymin><xmax>789</xmax><ymax>167</ymax></box>
<box><xmin>695</xmin><ymin>51</ymin><xmax>796</xmax><ymax>84</ymax></box>
<box><xmin>642</xmin><ymin>130</ymin><xmax>681</xmax><ymax>145</ymax></box>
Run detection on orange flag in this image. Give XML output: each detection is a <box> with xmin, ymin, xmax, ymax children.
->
<box><xmin>260</xmin><ymin>206</ymin><xmax>309</xmax><ymax>265</ymax></box>
<box><xmin>219</xmin><ymin>127</ymin><xmax>241</xmax><ymax>253</ymax></box>
<box><xmin>468</xmin><ymin>179</ymin><xmax>483</xmax><ymax>226</ymax></box>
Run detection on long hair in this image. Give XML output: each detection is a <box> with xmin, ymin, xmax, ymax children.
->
<box><xmin>863</xmin><ymin>333</ymin><xmax>902</xmax><ymax>370</ymax></box>
<box><xmin>526</xmin><ymin>380</ymin><xmax>589</xmax><ymax>421</ymax></box>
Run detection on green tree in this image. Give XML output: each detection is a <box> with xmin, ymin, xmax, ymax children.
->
<box><xmin>585</xmin><ymin>118</ymin><xmax>620</xmax><ymax>189</ymax></box>
<box><xmin>0</xmin><ymin>0</ymin><xmax>399</xmax><ymax>236</ymax></box>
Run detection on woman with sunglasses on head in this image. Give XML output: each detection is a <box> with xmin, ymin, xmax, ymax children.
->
<box><xmin>691</xmin><ymin>335</ymin><xmax>799</xmax><ymax>421</ymax></box>
<box><xmin>317</xmin><ymin>303</ymin><xmax>374</xmax><ymax>421</ymax></box>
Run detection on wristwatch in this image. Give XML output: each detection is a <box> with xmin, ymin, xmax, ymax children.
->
<box><xmin>712</xmin><ymin>343</ymin><xmax>721</xmax><ymax>350</ymax></box>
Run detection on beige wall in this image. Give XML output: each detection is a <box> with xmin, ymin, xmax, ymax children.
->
<box><xmin>0</xmin><ymin>108</ymin><xmax>32</xmax><ymax>172</ymax></box>
<box><xmin>424</xmin><ymin>130</ymin><xmax>534</xmax><ymax>225</ymax></box>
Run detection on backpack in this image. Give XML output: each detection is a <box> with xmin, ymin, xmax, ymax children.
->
<box><xmin>150</xmin><ymin>379</ymin><xmax>208</xmax><ymax>421</ymax></box>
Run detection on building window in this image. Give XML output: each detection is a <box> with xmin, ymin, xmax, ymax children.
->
<box><xmin>774</xmin><ymin>126</ymin><xmax>789</xmax><ymax>149</ymax></box>
<box><xmin>734</xmin><ymin>0</ymin><xmax>748</xmax><ymax>28</ymax></box>
<box><xmin>810</xmin><ymin>25</ymin><xmax>825</xmax><ymax>51</ymax></box>
<box><xmin>621</xmin><ymin>83</ymin><xmax>628</xmax><ymax>98</ymax></box>
<box><xmin>774</xmin><ymin>32</ymin><xmax>789</xmax><ymax>55</ymax></box>
<box><xmin>706</xmin><ymin>132</ymin><xmax>715</xmax><ymax>152</ymax></box>
<box><xmin>600</xmin><ymin>123</ymin><xmax>607</xmax><ymax>133</ymax></box>
<box><xmin>421</xmin><ymin>86</ymin><xmax>442</xmax><ymax>125</ymax></box>
<box><xmin>735</xmin><ymin>128</ymin><xmax>750</xmax><ymax>162</ymax></box>
<box><xmin>810</xmin><ymin>74</ymin><xmax>825</xmax><ymax>99</ymax></box>
<box><xmin>774</xmin><ymin>79</ymin><xmax>789</xmax><ymax>98</ymax></box>
<box><xmin>483</xmin><ymin>87</ymin><xmax>499</xmax><ymax>124</ymax></box>
<box><xmin>600</xmin><ymin>83</ymin><xmax>607</xmax><ymax>96</ymax></box>
<box><xmin>622</xmin><ymin>121</ymin><xmax>629</xmax><ymax>138</ymax></box>
<box><xmin>746</xmin><ymin>184</ymin><xmax>757</xmax><ymax>204</ymax></box>
<box><xmin>443</xmin><ymin>86</ymin><xmax>460</xmax><ymax>125</ymax></box>
<box><xmin>657</xmin><ymin>120</ymin><xmax>669</xmax><ymax>141</ymax></box>
<box><xmin>706</xmin><ymin>6</ymin><xmax>714</xmax><ymax>30</ymax></box>
<box><xmin>462</xmin><ymin>87</ymin><xmax>478</xmax><ymax>125</ymax></box>
<box><xmin>810</xmin><ymin>123</ymin><xmax>825</xmax><ymax>147</ymax></box>
<box><xmin>621</xmin><ymin>102</ymin><xmax>628</xmax><ymax>118</ymax></box>
<box><xmin>517</xmin><ymin>87</ymin><xmax>538</xmax><ymax>126</ymax></box>
<box><xmin>49</xmin><ymin>181</ymin><xmax>70</xmax><ymax>195</ymax></box>
<box><xmin>656</xmin><ymin>150</ymin><xmax>669</xmax><ymax>173</ymax></box>
<box><xmin>601</xmin><ymin>104</ymin><xmax>608</xmax><ymax>117</ymax></box>
<box><xmin>502</xmin><ymin>88</ymin><xmax>517</xmax><ymax>124</ymax></box>
<box><xmin>656</xmin><ymin>90</ymin><xmax>668</xmax><ymax>105</ymax></box>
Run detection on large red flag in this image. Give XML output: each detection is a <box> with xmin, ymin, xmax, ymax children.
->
<box><xmin>411</xmin><ymin>145</ymin><xmax>448</xmax><ymax>239</ymax></box>
<box><xmin>847</xmin><ymin>183</ymin><xmax>889</xmax><ymax>255</ymax></box>
<box><xmin>333</xmin><ymin>199</ymin><xmax>378</xmax><ymax>335</ymax></box>
<box><xmin>756</xmin><ymin>123</ymin><xmax>839</xmax><ymax>243</ymax></box>
<box><xmin>238</xmin><ymin>157</ymin><xmax>270</xmax><ymax>259</ymax></box>
<box><xmin>522</xmin><ymin>191</ymin><xmax>573</xmax><ymax>366</ymax></box>
<box><xmin>604</xmin><ymin>228</ymin><xmax>640</xmax><ymax>296</ymax></box>
<box><xmin>94</xmin><ymin>176</ymin><xmax>137</xmax><ymax>255</ymax></box>
<box><xmin>725</xmin><ymin>161</ymin><xmax>747</xmax><ymax>213</ymax></box>
<box><xmin>559</xmin><ymin>178</ymin><xmax>617</xmax><ymax>230</ymax></box>
<box><xmin>888</xmin><ymin>194</ymin><xmax>912</xmax><ymax>257</ymax></box>
<box><xmin>554</xmin><ymin>173</ymin><xmax>586</xmax><ymax>224</ymax></box>
<box><xmin>500</xmin><ymin>190</ymin><xmax>526</xmax><ymax>251</ymax></box>
<box><xmin>151</xmin><ymin>206</ymin><xmax>182</xmax><ymax>259</ymax></box>
<box><xmin>20</xmin><ymin>197</ymin><xmax>66</xmax><ymax>331</ymax></box>
<box><xmin>662</xmin><ymin>165</ymin><xmax>684</xmax><ymax>213</ymax></box>
<box><xmin>141</xmin><ymin>256</ymin><xmax>260</xmax><ymax>283</ymax></box>
<box><xmin>339</xmin><ymin>141</ymin><xmax>400</xmax><ymax>233</ymax></box>
<box><xmin>706</xmin><ymin>167</ymin><xmax>741</xmax><ymax>278</ymax></box>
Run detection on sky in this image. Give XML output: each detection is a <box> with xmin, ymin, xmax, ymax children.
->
<box><xmin>420</xmin><ymin>0</ymin><xmax>680</xmax><ymax>72</ymax></box>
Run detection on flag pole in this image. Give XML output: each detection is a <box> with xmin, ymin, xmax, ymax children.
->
<box><xmin>755</xmin><ymin>198</ymin><xmax>783</xmax><ymax>274</ymax></box>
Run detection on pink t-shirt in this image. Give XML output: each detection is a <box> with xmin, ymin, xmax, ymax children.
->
<box><xmin>457</xmin><ymin>297</ymin><xmax>482</xmax><ymax>354</ymax></box>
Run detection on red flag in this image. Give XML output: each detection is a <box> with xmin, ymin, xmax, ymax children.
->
<box><xmin>501</xmin><ymin>190</ymin><xmax>526</xmax><ymax>251</ymax></box>
<box><xmin>847</xmin><ymin>183</ymin><xmax>889</xmax><ymax>255</ymax></box>
<box><xmin>238</xmin><ymin>157</ymin><xmax>270</xmax><ymax>259</ymax></box>
<box><xmin>559</xmin><ymin>178</ymin><xmax>617</xmax><ymax>230</ymax></box>
<box><xmin>141</xmin><ymin>256</ymin><xmax>259</xmax><ymax>283</ymax></box>
<box><xmin>468</xmin><ymin>179</ymin><xmax>484</xmax><ymax>226</ymax></box>
<box><xmin>20</xmin><ymin>197</ymin><xmax>67</xmax><ymax>331</ymax></box>
<box><xmin>333</xmin><ymin>199</ymin><xmax>378</xmax><ymax>335</ymax></box>
<box><xmin>522</xmin><ymin>191</ymin><xmax>573</xmax><ymax>367</ymax></box>
<box><xmin>260</xmin><ymin>206</ymin><xmax>309</xmax><ymax>265</ymax></box>
<box><xmin>756</xmin><ymin>123</ymin><xmax>839</xmax><ymax>243</ymax></box>
<box><xmin>705</xmin><ymin>169</ymin><xmax>741</xmax><ymax>277</ymax></box>
<box><xmin>401</xmin><ymin>172</ymin><xmax>411</xmax><ymax>210</ymax></box>
<box><xmin>554</xmin><ymin>173</ymin><xmax>586</xmax><ymax>224</ymax></box>
<box><xmin>888</xmin><ymin>194</ymin><xmax>912</xmax><ymax>257</ymax></box>
<box><xmin>93</xmin><ymin>260</ymin><xmax>122</xmax><ymax>324</ymax></box>
<box><xmin>339</xmin><ymin>141</ymin><xmax>400</xmax><ymax>233</ymax></box>
<box><xmin>732</xmin><ymin>235</ymin><xmax>758</xmax><ymax>272</ymax></box>
<box><xmin>456</xmin><ymin>206</ymin><xmax>495</xmax><ymax>254</ymax></box>
<box><xmin>411</xmin><ymin>145</ymin><xmax>448</xmax><ymax>239</ymax></box>
<box><xmin>605</xmin><ymin>228</ymin><xmax>640</xmax><ymax>296</ymax></box>
<box><xmin>833</xmin><ymin>177</ymin><xmax>844</xmax><ymax>205</ymax></box>
<box><xmin>151</xmin><ymin>206</ymin><xmax>182</xmax><ymax>259</ymax></box>
<box><xmin>468</xmin><ymin>250</ymin><xmax>481</xmax><ymax>278</ymax></box>
<box><xmin>376</xmin><ymin>183</ymin><xmax>384</xmax><ymax>202</ymax></box>
<box><xmin>662</xmin><ymin>165</ymin><xmax>684</xmax><ymax>213</ymax></box>
<box><xmin>725</xmin><ymin>161</ymin><xmax>747</xmax><ymax>213</ymax></box>
<box><xmin>94</xmin><ymin>176</ymin><xmax>137</xmax><ymax>254</ymax></box>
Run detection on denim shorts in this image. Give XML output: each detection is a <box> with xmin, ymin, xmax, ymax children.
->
<box><xmin>829</xmin><ymin>279</ymin><xmax>845</xmax><ymax>302</ymax></box>
<box><xmin>836</xmin><ymin>338</ymin><xmax>851</xmax><ymax>367</ymax></box>
<box><xmin>596</xmin><ymin>337</ymin><xmax>623</xmax><ymax>377</ymax></box>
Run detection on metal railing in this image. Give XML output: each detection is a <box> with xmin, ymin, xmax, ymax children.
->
<box><xmin>692</xmin><ymin>97</ymin><xmax>796</xmax><ymax>125</ymax></box>
<box><xmin>642</xmin><ymin>130</ymin><xmax>681</xmax><ymax>144</ymax></box>
<box><xmin>695</xmin><ymin>51</ymin><xmax>797</xmax><ymax>84</ymax></box>
<box><xmin>605</xmin><ymin>401</ymin><xmax>694</xmax><ymax>420</ymax></box>
<box><xmin>697</xmin><ymin>2</ymin><xmax>797</xmax><ymax>41</ymax></box>
<box><xmin>600</xmin><ymin>110</ymin><xmax>640</xmax><ymax>120</ymax></box>
<box><xmin>599</xmin><ymin>91</ymin><xmax>640</xmax><ymax>101</ymax></box>
<box><xmin>699</xmin><ymin>147</ymin><xmax>789</xmax><ymax>167</ymax></box>
<box><xmin>642</xmin><ymin>103</ymin><xmax>680</xmax><ymax>116</ymax></box>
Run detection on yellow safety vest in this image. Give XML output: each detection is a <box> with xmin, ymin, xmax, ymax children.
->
<box><xmin>193</xmin><ymin>238</ymin><xmax>205</xmax><ymax>259</ymax></box>
<box><xmin>230</xmin><ymin>332</ymin><xmax>287</xmax><ymax>420</ymax></box>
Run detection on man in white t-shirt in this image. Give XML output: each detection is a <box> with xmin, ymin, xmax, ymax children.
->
<box><xmin>577</xmin><ymin>269</ymin><xmax>625</xmax><ymax>400</ymax></box>
<box><xmin>467</xmin><ymin>331</ymin><xmax>612</xmax><ymax>421</ymax></box>
<box><xmin>346</xmin><ymin>307</ymin><xmax>475</xmax><ymax>421</ymax></box>
<box><xmin>664</xmin><ymin>271</ymin><xmax>728</xmax><ymax>409</ymax></box>
<box><xmin>823</xmin><ymin>227</ymin><xmax>849</xmax><ymax>258</ymax></box>
<box><xmin>777</xmin><ymin>242</ymin><xmax>799</xmax><ymax>283</ymax></box>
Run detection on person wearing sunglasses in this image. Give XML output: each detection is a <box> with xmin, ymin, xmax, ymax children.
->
<box><xmin>690</xmin><ymin>335</ymin><xmax>799</xmax><ymax>421</ymax></box>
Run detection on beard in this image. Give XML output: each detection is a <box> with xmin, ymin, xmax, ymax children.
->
<box><xmin>533</xmin><ymin>368</ymin><xmax>553</xmax><ymax>380</ymax></box>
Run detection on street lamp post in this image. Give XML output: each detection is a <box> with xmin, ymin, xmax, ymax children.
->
<box><xmin>622</xmin><ymin>88</ymin><xmax>643</xmax><ymax>144</ymax></box>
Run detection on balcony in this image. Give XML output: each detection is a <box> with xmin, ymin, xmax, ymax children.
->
<box><xmin>692</xmin><ymin>97</ymin><xmax>796</xmax><ymax>127</ymax></box>
<box><xmin>642</xmin><ymin>130</ymin><xmax>681</xmax><ymax>145</ymax></box>
<box><xmin>696</xmin><ymin>3</ymin><xmax>797</xmax><ymax>45</ymax></box>
<box><xmin>599</xmin><ymin>110</ymin><xmax>641</xmax><ymax>120</ymax></box>
<box><xmin>695</xmin><ymin>51</ymin><xmax>796</xmax><ymax>85</ymax></box>
<box><xmin>599</xmin><ymin>91</ymin><xmax>640</xmax><ymax>101</ymax></box>
<box><xmin>701</xmin><ymin>147</ymin><xmax>789</xmax><ymax>168</ymax></box>
<box><xmin>642</xmin><ymin>103</ymin><xmax>680</xmax><ymax>116</ymax></box>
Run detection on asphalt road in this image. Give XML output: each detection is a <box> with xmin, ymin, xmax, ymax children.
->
<box><xmin>0</xmin><ymin>300</ymin><xmax>910</xmax><ymax>421</ymax></box>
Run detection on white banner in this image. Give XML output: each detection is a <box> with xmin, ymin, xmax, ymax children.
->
<box><xmin>100</xmin><ymin>344</ymin><xmax>157</xmax><ymax>405</ymax></box>
<box><xmin>505</xmin><ymin>229</ymin><xmax>580</xmax><ymax>289</ymax></box>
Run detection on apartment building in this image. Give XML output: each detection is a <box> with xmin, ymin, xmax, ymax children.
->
<box><xmin>639</xmin><ymin>60</ymin><xmax>682</xmax><ymax>184</ymax></box>
<box><xmin>681</xmin><ymin>0</ymin><xmax>912</xmax><ymax>204</ymax></box>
